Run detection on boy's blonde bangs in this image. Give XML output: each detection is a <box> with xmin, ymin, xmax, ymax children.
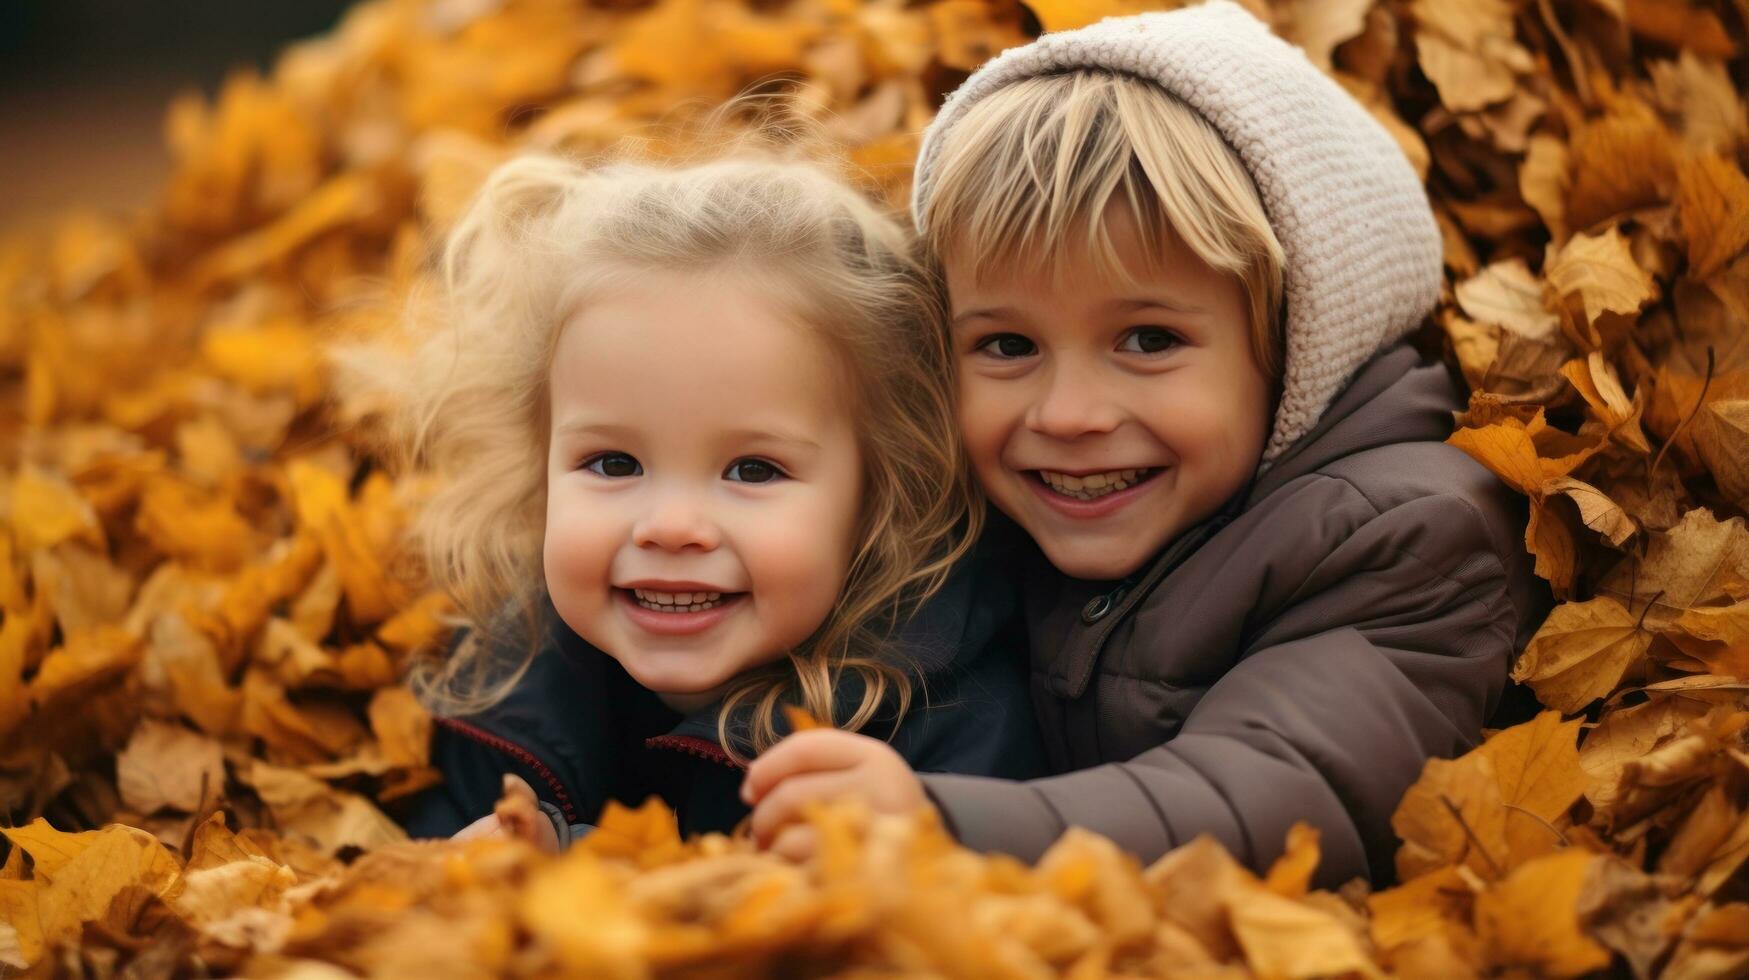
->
<box><xmin>921</xmin><ymin>71</ymin><xmax>1286</xmax><ymax>379</ymax></box>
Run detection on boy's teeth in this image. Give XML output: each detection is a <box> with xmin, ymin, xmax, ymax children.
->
<box><xmin>1039</xmin><ymin>468</ymin><xmax>1154</xmax><ymax>500</ymax></box>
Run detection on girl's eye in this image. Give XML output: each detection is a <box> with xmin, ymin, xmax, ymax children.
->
<box><xmin>583</xmin><ymin>452</ymin><xmax>642</xmax><ymax>478</ymax></box>
<box><xmin>725</xmin><ymin>458</ymin><xmax>784</xmax><ymax>484</ymax></box>
<box><xmin>975</xmin><ymin>334</ymin><xmax>1038</xmax><ymax>359</ymax></box>
<box><xmin>1119</xmin><ymin>327</ymin><xmax>1180</xmax><ymax>354</ymax></box>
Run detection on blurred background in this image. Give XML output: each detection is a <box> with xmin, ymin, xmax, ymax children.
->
<box><xmin>0</xmin><ymin>0</ymin><xmax>353</xmax><ymax>226</ymax></box>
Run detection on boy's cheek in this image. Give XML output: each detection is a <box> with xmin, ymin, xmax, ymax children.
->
<box><xmin>954</xmin><ymin>384</ymin><xmax>1018</xmax><ymax>477</ymax></box>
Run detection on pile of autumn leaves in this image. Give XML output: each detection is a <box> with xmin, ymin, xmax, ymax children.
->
<box><xmin>0</xmin><ymin>0</ymin><xmax>1747</xmax><ymax>976</ymax></box>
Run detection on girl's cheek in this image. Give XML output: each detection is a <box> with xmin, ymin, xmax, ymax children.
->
<box><xmin>741</xmin><ymin>499</ymin><xmax>856</xmax><ymax>641</ymax></box>
<box><xmin>543</xmin><ymin>498</ymin><xmax>617</xmax><ymax>590</ymax></box>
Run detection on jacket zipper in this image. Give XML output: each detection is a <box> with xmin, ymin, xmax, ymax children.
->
<box><xmin>644</xmin><ymin>734</ymin><xmax>744</xmax><ymax>770</ymax></box>
<box><xmin>436</xmin><ymin>716</ymin><xmax>581</xmax><ymax>823</ymax></box>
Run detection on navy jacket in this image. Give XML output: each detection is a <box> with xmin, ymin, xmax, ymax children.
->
<box><xmin>401</xmin><ymin>535</ymin><xmax>1048</xmax><ymax>840</ymax></box>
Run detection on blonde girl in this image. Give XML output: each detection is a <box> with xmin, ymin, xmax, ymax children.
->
<box><xmin>361</xmin><ymin>148</ymin><xmax>1044</xmax><ymax>846</ymax></box>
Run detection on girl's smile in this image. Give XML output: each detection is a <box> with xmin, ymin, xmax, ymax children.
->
<box><xmin>615</xmin><ymin>588</ymin><xmax>747</xmax><ymax>636</ymax></box>
<box><xmin>542</xmin><ymin>268</ymin><xmax>864</xmax><ymax>696</ymax></box>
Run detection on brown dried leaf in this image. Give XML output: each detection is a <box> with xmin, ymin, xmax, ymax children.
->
<box><xmin>1677</xmin><ymin>151</ymin><xmax>1749</xmax><ymax>281</ymax></box>
<box><xmin>1546</xmin><ymin>226</ymin><xmax>1660</xmax><ymax>326</ymax></box>
<box><xmin>1513</xmin><ymin>597</ymin><xmax>1654</xmax><ymax>714</ymax></box>
<box><xmin>114</xmin><ymin>719</ymin><xmax>225</xmax><ymax>815</ymax></box>
<box><xmin>1474</xmin><ymin>849</ymin><xmax>1612</xmax><ymax>977</ymax></box>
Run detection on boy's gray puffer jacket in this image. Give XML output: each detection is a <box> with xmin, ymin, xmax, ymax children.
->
<box><xmin>921</xmin><ymin>344</ymin><xmax>1547</xmax><ymax>887</ymax></box>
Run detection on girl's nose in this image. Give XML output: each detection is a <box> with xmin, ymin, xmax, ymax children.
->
<box><xmin>1024</xmin><ymin>362</ymin><xmax>1123</xmax><ymax>440</ymax></box>
<box><xmin>631</xmin><ymin>492</ymin><xmax>722</xmax><ymax>553</ymax></box>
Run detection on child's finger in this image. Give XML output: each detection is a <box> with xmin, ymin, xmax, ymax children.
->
<box><xmin>494</xmin><ymin>774</ymin><xmax>547</xmax><ymax>845</ymax></box>
<box><xmin>501</xmin><ymin>773</ymin><xmax>539</xmax><ymax>803</ymax></box>
<box><xmin>452</xmin><ymin>814</ymin><xmax>506</xmax><ymax>841</ymax></box>
<box><xmin>768</xmin><ymin>824</ymin><xmax>819</xmax><ymax>863</ymax></box>
<box><xmin>741</xmin><ymin>729</ymin><xmax>866</xmax><ymax>804</ymax></box>
<box><xmin>747</xmin><ymin>769</ymin><xmax>861</xmax><ymax>846</ymax></box>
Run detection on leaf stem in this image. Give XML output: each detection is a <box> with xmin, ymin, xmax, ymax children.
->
<box><xmin>1650</xmin><ymin>346</ymin><xmax>1715</xmax><ymax>482</ymax></box>
<box><xmin>1441</xmin><ymin>793</ymin><xmax>1504</xmax><ymax>878</ymax></box>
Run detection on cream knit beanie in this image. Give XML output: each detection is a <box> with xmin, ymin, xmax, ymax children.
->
<box><xmin>911</xmin><ymin>0</ymin><xmax>1443</xmax><ymax>465</ymax></box>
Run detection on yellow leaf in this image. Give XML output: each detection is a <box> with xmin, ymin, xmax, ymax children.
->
<box><xmin>1279</xmin><ymin>0</ymin><xmax>1375</xmax><ymax>72</ymax></box>
<box><xmin>1520</xmin><ymin>134</ymin><xmax>1570</xmax><ymax>241</ymax></box>
<box><xmin>1527</xmin><ymin>496</ymin><xmax>1579</xmax><ymax>595</ymax></box>
<box><xmin>115</xmin><ymin>718</ymin><xmax>227</xmax><ymax>815</ymax></box>
<box><xmin>1453</xmin><ymin>259</ymin><xmax>1558</xmax><ymax>340</ymax></box>
<box><xmin>1263</xmin><ymin>822</ymin><xmax>1320</xmax><ymax>898</ymax></box>
<box><xmin>581</xmin><ymin>798</ymin><xmax>685</xmax><ymax>869</ymax></box>
<box><xmin>1367</xmin><ymin>864</ymin><xmax>1477</xmax><ymax>960</ymax></box>
<box><xmin>200</xmin><ymin>318</ymin><xmax>326</xmax><ymax>407</ymax></box>
<box><xmin>8</xmin><ymin>466</ymin><xmax>105</xmax><ymax>553</ymax></box>
<box><xmin>32</xmin><ymin>824</ymin><xmax>182</xmax><ymax>948</ymax></box>
<box><xmin>1474</xmin><ymin>850</ymin><xmax>1611</xmax><ymax>977</ymax></box>
<box><xmin>1545</xmin><ymin>226</ymin><xmax>1659</xmax><ymax>325</ymax></box>
<box><xmin>1410</xmin><ymin>0</ymin><xmax>1527</xmax><ymax>112</ymax></box>
<box><xmin>1581</xmin><ymin>695</ymin><xmax>1726</xmax><ymax>826</ymax></box>
<box><xmin>0</xmin><ymin>819</ymin><xmax>104</xmax><ymax>879</ymax></box>
<box><xmin>1392</xmin><ymin>753</ymin><xmax>1509</xmax><ymax>881</ymax></box>
<box><xmin>1038</xmin><ymin>829</ymin><xmax>1155</xmax><ymax>947</ymax></box>
<box><xmin>185</xmin><ymin>811</ymin><xmax>276</xmax><ymax>873</ymax></box>
<box><xmin>1624</xmin><ymin>0</ymin><xmax>1739</xmax><ymax>59</ymax></box>
<box><xmin>367</xmin><ymin>686</ymin><xmax>432</xmax><ymax>770</ymax></box>
<box><xmin>1698</xmin><ymin>399</ymin><xmax>1749</xmax><ymax>509</ymax></box>
<box><xmin>1599</xmin><ymin>507</ymin><xmax>1749</xmax><ymax>617</ymax></box>
<box><xmin>1023</xmin><ymin>0</ymin><xmax>1167</xmax><ymax>33</ymax></box>
<box><xmin>169</xmin><ymin>853</ymin><xmax>297</xmax><ymax>930</ymax></box>
<box><xmin>29</xmin><ymin>625</ymin><xmax>143</xmax><ymax>708</ymax></box>
<box><xmin>1566</xmin><ymin>101</ymin><xmax>1677</xmax><ymax>230</ymax></box>
<box><xmin>1544</xmin><ymin>477</ymin><xmax>1638</xmax><ymax>546</ymax></box>
<box><xmin>1473</xmin><ymin>711</ymin><xmax>1587</xmax><ymax>864</ymax></box>
<box><xmin>1513</xmin><ymin>597</ymin><xmax>1654</xmax><ymax>713</ymax></box>
<box><xmin>1678</xmin><ymin>151</ymin><xmax>1749</xmax><ymax>281</ymax></box>
<box><xmin>135</xmin><ymin>475</ymin><xmax>258</xmax><ymax>574</ymax></box>
<box><xmin>1561</xmin><ymin>352</ymin><xmax>1651</xmax><ymax>453</ymax></box>
<box><xmin>1142</xmin><ymin>836</ymin><xmax>1256</xmax><ymax>962</ymax></box>
<box><xmin>1447</xmin><ymin>410</ymin><xmax>1602</xmax><ymax>497</ymax></box>
<box><xmin>0</xmin><ymin>879</ymin><xmax>42</xmax><ymax>968</ymax></box>
<box><xmin>375</xmin><ymin>591</ymin><xmax>456</xmax><ymax>654</ymax></box>
<box><xmin>287</xmin><ymin>461</ymin><xmax>408</xmax><ymax>626</ymax></box>
<box><xmin>241</xmin><ymin>760</ymin><xmax>406</xmax><ymax>855</ymax></box>
<box><xmin>520</xmin><ymin>847</ymin><xmax>647</xmax><ymax>979</ymax></box>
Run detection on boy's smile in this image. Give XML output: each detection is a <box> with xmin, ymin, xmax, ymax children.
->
<box><xmin>947</xmin><ymin>205</ymin><xmax>1274</xmax><ymax>581</ymax></box>
<box><xmin>1027</xmin><ymin>466</ymin><xmax>1166</xmax><ymax>517</ymax></box>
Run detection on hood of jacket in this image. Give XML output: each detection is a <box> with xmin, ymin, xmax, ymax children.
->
<box><xmin>910</xmin><ymin>0</ymin><xmax>1444</xmax><ymax>468</ymax></box>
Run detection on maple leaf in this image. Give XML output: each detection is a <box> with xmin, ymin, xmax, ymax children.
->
<box><xmin>1513</xmin><ymin>596</ymin><xmax>1655</xmax><ymax>713</ymax></box>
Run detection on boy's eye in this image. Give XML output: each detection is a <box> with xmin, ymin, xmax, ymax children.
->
<box><xmin>975</xmin><ymin>334</ymin><xmax>1038</xmax><ymax>359</ymax></box>
<box><xmin>583</xmin><ymin>452</ymin><xmax>641</xmax><ymax>477</ymax></box>
<box><xmin>1119</xmin><ymin>327</ymin><xmax>1180</xmax><ymax>354</ymax></box>
<box><xmin>725</xmin><ymin>458</ymin><xmax>784</xmax><ymax>484</ymax></box>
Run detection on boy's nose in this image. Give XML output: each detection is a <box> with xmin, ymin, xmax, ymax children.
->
<box><xmin>631</xmin><ymin>492</ymin><xmax>721</xmax><ymax>553</ymax></box>
<box><xmin>1025</xmin><ymin>363</ymin><xmax>1123</xmax><ymax>440</ymax></box>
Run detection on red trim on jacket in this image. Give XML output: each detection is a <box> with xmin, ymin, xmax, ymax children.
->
<box><xmin>644</xmin><ymin>734</ymin><xmax>743</xmax><ymax>769</ymax></box>
<box><xmin>437</xmin><ymin>716</ymin><xmax>580</xmax><ymax>823</ymax></box>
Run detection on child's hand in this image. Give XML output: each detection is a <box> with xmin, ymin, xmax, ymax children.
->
<box><xmin>451</xmin><ymin>774</ymin><xmax>561</xmax><ymax>854</ymax></box>
<box><xmin>742</xmin><ymin>730</ymin><xmax>931</xmax><ymax>860</ymax></box>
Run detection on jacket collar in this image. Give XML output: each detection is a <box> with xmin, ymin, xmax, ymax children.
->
<box><xmin>1026</xmin><ymin>342</ymin><xmax>1460</xmax><ymax>700</ymax></box>
<box><xmin>543</xmin><ymin>537</ymin><xmax>996</xmax><ymax>755</ymax></box>
<box><xmin>1247</xmin><ymin>343</ymin><xmax>1457</xmax><ymax>502</ymax></box>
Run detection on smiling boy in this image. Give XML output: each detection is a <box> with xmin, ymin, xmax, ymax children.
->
<box><xmin>745</xmin><ymin>1</ymin><xmax>1545</xmax><ymax>886</ymax></box>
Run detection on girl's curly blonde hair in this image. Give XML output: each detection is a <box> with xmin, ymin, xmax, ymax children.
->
<box><xmin>342</xmin><ymin>146</ymin><xmax>976</xmax><ymax>759</ymax></box>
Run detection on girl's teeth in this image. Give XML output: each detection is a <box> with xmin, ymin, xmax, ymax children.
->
<box><xmin>632</xmin><ymin>589</ymin><xmax>729</xmax><ymax>611</ymax></box>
